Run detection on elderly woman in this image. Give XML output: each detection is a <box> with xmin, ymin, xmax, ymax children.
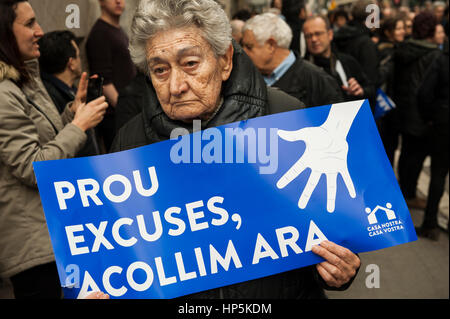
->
<box><xmin>0</xmin><ymin>0</ymin><xmax>108</xmax><ymax>298</ymax></box>
<box><xmin>112</xmin><ymin>0</ymin><xmax>360</xmax><ymax>298</ymax></box>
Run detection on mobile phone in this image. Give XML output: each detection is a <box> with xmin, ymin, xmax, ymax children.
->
<box><xmin>86</xmin><ymin>76</ymin><xmax>104</xmax><ymax>103</ymax></box>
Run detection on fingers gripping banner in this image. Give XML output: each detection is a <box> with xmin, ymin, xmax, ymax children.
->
<box><xmin>33</xmin><ymin>100</ymin><xmax>417</xmax><ymax>299</ymax></box>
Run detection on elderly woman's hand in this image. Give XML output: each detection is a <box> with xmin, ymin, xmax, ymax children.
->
<box><xmin>84</xmin><ymin>291</ymin><xmax>110</xmax><ymax>299</ymax></box>
<box><xmin>311</xmin><ymin>240</ymin><xmax>360</xmax><ymax>288</ymax></box>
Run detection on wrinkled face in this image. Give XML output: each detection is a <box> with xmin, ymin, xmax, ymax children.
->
<box><xmin>241</xmin><ymin>29</ymin><xmax>272</xmax><ymax>75</ymax></box>
<box><xmin>13</xmin><ymin>1</ymin><xmax>44</xmax><ymax>61</ymax></box>
<box><xmin>146</xmin><ymin>27</ymin><xmax>233</xmax><ymax>122</ymax></box>
<box><xmin>100</xmin><ymin>0</ymin><xmax>125</xmax><ymax>17</ymax></box>
<box><xmin>303</xmin><ymin>17</ymin><xmax>333</xmax><ymax>58</ymax></box>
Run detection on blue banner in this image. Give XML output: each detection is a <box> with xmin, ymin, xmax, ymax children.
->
<box><xmin>374</xmin><ymin>88</ymin><xmax>396</xmax><ymax>120</ymax></box>
<box><xmin>33</xmin><ymin>100</ymin><xmax>416</xmax><ymax>299</ymax></box>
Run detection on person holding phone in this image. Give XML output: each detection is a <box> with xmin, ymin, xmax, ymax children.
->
<box><xmin>38</xmin><ymin>30</ymin><xmax>101</xmax><ymax>157</ymax></box>
<box><xmin>86</xmin><ymin>0</ymin><xmax>137</xmax><ymax>152</ymax></box>
<box><xmin>0</xmin><ymin>0</ymin><xmax>108</xmax><ymax>298</ymax></box>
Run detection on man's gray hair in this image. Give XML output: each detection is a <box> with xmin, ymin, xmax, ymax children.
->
<box><xmin>433</xmin><ymin>1</ymin><xmax>446</xmax><ymax>9</ymax></box>
<box><xmin>242</xmin><ymin>13</ymin><xmax>293</xmax><ymax>49</ymax></box>
<box><xmin>130</xmin><ymin>0</ymin><xmax>232</xmax><ymax>75</ymax></box>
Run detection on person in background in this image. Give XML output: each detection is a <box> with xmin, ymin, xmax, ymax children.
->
<box><xmin>241</xmin><ymin>13</ymin><xmax>343</xmax><ymax>108</ymax></box>
<box><xmin>230</xmin><ymin>19</ymin><xmax>245</xmax><ymax>44</ymax></box>
<box><xmin>433</xmin><ymin>1</ymin><xmax>446</xmax><ymax>25</ymax></box>
<box><xmin>333</xmin><ymin>0</ymin><xmax>379</xmax><ymax>95</ymax></box>
<box><xmin>376</xmin><ymin>16</ymin><xmax>405</xmax><ymax>165</ymax></box>
<box><xmin>303</xmin><ymin>15</ymin><xmax>375</xmax><ymax>103</ymax></box>
<box><xmin>85</xmin><ymin>0</ymin><xmax>137</xmax><ymax>152</ymax></box>
<box><xmin>393</xmin><ymin>11</ymin><xmax>442</xmax><ymax>211</ymax></box>
<box><xmin>282</xmin><ymin>0</ymin><xmax>307</xmax><ymax>58</ymax></box>
<box><xmin>38</xmin><ymin>30</ymin><xmax>100</xmax><ymax>157</ymax></box>
<box><xmin>0</xmin><ymin>0</ymin><xmax>107</xmax><ymax>299</ymax></box>
<box><xmin>114</xmin><ymin>70</ymin><xmax>153</xmax><ymax>133</ymax></box>
<box><xmin>433</xmin><ymin>23</ymin><xmax>447</xmax><ymax>50</ymax></box>
<box><xmin>333</xmin><ymin>9</ymin><xmax>349</xmax><ymax>32</ymax></box>
<box><xmin>416</xmin><ymin>39</ymin><xmax>448</xmax><ymax>241</ymax></box>
<box><xmin>38</xmin><ymin>31</ymin><xmax>81</xmax><ymax>113</ymax></box>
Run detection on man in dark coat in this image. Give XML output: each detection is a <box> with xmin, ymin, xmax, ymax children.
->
<box><xmin>415</xmin><ymin>27</ymin><xmax>449</xmax><ymax>241</ymax></box>
<box><xmin>393</xmin><ymin>12</ymin><xmax>442</xmax><ymax>211</ymax></box>
<box><xmin>241</xmin><ymin>13</ymin><xmax>343</xmax><ymax>108</ymax></box>
<box><xmin>333</xmin><ymin>0</ymin><xmax>379</xmax><ymax>87</ymax></box>
<box><xmin>303</xmin><ymin>15</ymin><xmax>376</xmax><ymax>105</ymax></box>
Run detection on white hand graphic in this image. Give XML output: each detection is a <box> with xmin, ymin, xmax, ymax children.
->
<box><xmin>276</xmin><ymin>100</ymin><xmax>364</xmax><ymax>213</ymax></box>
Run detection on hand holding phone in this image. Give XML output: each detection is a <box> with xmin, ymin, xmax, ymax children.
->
<box><xmin>86</xmin><ymin>76</ymin><xmax>104</xmax><ymax>103</ymax></box>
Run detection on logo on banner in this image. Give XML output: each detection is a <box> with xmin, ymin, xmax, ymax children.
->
<box><xmin>365</xmin><ymin>203</ymin><xmax>404</xmax><ymax>237</ymax></box>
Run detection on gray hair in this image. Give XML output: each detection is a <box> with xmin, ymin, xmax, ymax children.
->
<box><xmin>130</xmin><ymin>0</ymin><xmax>232</xmax><ymax>75</ymax></box>
<box><xmin>242</xmin><ymin>13</ymin><xmax>293</xmax><ymax>49</ymax></box>
<box><xmin>433</xmin><ymin>1</ymin><xmax>446</xmax><ymax>9</ymax></box>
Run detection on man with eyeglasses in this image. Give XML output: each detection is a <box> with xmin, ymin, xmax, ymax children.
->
<box><xmin>241</xmin><ymin>13</ymin><xmax>343</xmax><ymax>108</ymax></box>
<box><xmin>303</xmin><ymin>15</ymin><xmax>375</xmax><ymax>104</ymax></box>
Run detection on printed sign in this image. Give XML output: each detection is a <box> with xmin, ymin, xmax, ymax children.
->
<box><xmin>374</xmin><ymin>88</ymin><xmax>396</xmax><ymax>119</ymax></box>
<box><xmin>33</xmin><ymin>100</ymin><xmax>417</xmax><ymax>299</ymax></box>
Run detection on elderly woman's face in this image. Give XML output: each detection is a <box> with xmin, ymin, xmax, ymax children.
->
<box><xmin>146</xmin><ymin>26</ymin><xmax>233</xmax><ymax>122</ymax></box>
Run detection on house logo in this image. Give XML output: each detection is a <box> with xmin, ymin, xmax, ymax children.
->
<box><xmin>365</xmin><ymin>203</ymin><xmax>396</xmax><ymax>225</ymax></box>
<box><xmin>365</xmin><ymin>203</ymin><xmax>404</xmax><ymax>237</ymax></box>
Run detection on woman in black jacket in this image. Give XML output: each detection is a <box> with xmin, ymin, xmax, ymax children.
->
<box><xmin>376</xmin><ymin>16</ymin><xmax>406</xmax><ymax>165</ymax></box>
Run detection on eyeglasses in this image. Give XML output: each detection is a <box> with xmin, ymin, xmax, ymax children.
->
<box><xmin>304</xmin><ymin>31</ymin><xmax>327</xmax><ymax>40</ymax></box>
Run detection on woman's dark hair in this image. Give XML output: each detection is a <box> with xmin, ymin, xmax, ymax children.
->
<box><xmin>282</xmin><ymin>0</ymin><xmax>306</xmax><ymax>22</ymax></box>
<box><xmin>380</xmin><ymin>17</ymin><xmax>403</xmax><ymax>42</ymax></box>
<box><xmin>0</xmin><ymin>0</ymin><xmax>30</xmax><ymax>85</ymax></box>
<box><xmin>413</xmin><ymin>11</ymin><xmax>438</xmax><ymax>40</ymax></box>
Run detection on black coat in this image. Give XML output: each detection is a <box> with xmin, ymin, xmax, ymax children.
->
<box><xmin>271</xmin><ymin>54</ymin><xmax>344</xmax><ymax>108</ymax></box>
<box><xmin>115</xmin><ymin>71</ymin><xmax>153</xmax><ymax>132</ymax></box>
<box><xmin>393</xmin><ymin>39</ymin><xmax>442</xmax><ymax>137</ymax></box>
<box><xmin>417</xmin><ymin>45</ymin><xmax>449</xmax><ymax>133</ymax></box>
<box><xmin>333</xmin><ymin>21</ymin><xmax>379</xmax><ymax>86</ymax></box>
<box><xmin>307</xmin><ymin>52</ymin><xmax>376</xmax><ymax>106</ymax></box>
<box><xmin>110</xmin><ymin>43</ymin><xmax>357</xmax><ymax>298</ymax></box>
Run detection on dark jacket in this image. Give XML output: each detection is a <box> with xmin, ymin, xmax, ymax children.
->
<box><xmin>417</xmin><ymin>44</ymin><xmax>448</xmax><ymax>134</ymax></box>
<box><xmin>41</xmin><ymin>72</ymin><xmax>77</xmax><ymax>113</ymax></box>
<box><xmin>115</xmin><ymin>71</ymin><xmax>152</xmax><ymax>132</ymax></box>
<box><xmin>376</xmin><ymin>40</ymin><xmax>396</xmax><ymax>95</ymax></box>
<box><xmin>307</xmin><ymin>51</ymin><xmax>376</xmax><ymax>105</ymax></box>
<box><xmin>393</xmin><ymin>39</ymin><xmax>442</xmax><ymax>137</ymax></box>
<box><xmin>333</xmin><ymin>21</ymin><xmax>379</xmax><ymax>85</ymax></box>
<box><xmin>41</xmin><ymin>72</ymin><xmax>99</xmax><ymax>157</ymax></box>
<box><xmin>271</xmin><ymin>53</ymin><xmax>344</xmax><ymax>108</ymax></box>
<box><xmin>111</xmin><ymin>43</ymin><xmax>356</xmax><ymax>298</ymax></box>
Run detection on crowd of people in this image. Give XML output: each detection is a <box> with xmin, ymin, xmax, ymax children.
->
<box><xmin>231</xmin><ymin>0</ymin><xmax>449</xmax><ymax>242</ymax></box>
<box><xmin>0</xmin><ymin>0</ymin><xmax>447</xmax><ymax>299</ymax></box>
